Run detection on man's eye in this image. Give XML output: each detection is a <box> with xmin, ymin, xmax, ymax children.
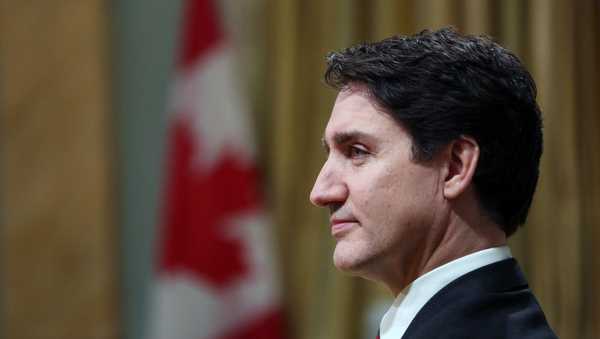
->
<box><xmin>347</xmin><ymin>145</ymin><xmax>369</xmax><ymax>158</ymax></box>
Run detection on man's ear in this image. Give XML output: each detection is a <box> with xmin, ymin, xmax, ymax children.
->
<box><xmin>443</xmin><ymin>136</ymin><xmax>479</xmax><ymax>199</ymax></box>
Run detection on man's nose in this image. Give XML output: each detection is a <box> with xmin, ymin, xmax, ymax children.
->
<box><xmin>309</xmin><ymin>162</ymin><xmax>348</xmax><ymax>207</ymax></box>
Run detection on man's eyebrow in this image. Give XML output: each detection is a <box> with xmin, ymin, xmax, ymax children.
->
<box><xmin>321</xmin><ymin>130</ymin><xmax>373</xmax><ymax>151</ymax></box>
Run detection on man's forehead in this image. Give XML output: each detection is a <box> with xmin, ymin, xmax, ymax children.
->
<box><xmin>333</xmin><ymin>85</ymin><xmax>375</xmax><ymax>111</ymax></box>
<box><xmin>327</xmin><ymin>92</ymin><xmax>374</xmax><ymax>130</ymax></box>
<box><xmin>324</xmin><ymin>88</ymin><xmax>398</xmax><ymax>141</ymax></box>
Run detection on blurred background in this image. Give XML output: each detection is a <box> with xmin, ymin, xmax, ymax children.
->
<box><xmin>1</xmin><ymin>0</ymin><xmax>599</xmax><ymax>339</ymax></box>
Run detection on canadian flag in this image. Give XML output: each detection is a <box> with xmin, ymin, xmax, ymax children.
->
<box><xmin>147</xmin><ymin>0</ymin><xmax>286</xmax><ymax>338</ymax></box>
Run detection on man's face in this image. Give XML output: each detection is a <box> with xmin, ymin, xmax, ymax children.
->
<box><xmin>310</xmin><ymin>86</ymin><xmax>445</xmax><ymax>287</ymax></box>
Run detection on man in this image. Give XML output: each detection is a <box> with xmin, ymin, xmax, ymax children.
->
<box><xmin>309</xmin><ymin>28</ymin><xmax>557</xmax><ymax>339</ymax></box>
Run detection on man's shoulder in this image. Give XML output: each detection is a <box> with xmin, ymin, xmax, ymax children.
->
<box><xmin>402</xmin><ymin>259</ymin><xmax>558</xmax><ymax>339</ymax></box>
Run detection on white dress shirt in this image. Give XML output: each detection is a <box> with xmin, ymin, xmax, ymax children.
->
<box><xmin>379</xmin><ymin>246</ymin><xmax>512</xmax><ymax>339</ymax></box>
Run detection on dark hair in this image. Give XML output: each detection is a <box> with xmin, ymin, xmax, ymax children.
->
<box><xmin>324</xmin><ymin>27</ymin><xmax>542</xmax><ymax>236</ymax></box>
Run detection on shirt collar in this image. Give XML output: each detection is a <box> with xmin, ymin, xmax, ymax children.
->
<box><xmin>379</xmin><ymin>246</ymin><xmax>512</xmax><ymax>339</ymax></box>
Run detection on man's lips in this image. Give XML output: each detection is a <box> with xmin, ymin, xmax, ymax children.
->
<box><xmin>330</xmin><ymin>219</ymin><xmax>358</xmax><ymax>237</ymax></box>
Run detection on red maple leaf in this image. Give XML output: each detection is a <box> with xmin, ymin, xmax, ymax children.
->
<box><xmin>159</xmin><ymin>119</ymin><xmax>260</xmax><ymax>288</ymax></box>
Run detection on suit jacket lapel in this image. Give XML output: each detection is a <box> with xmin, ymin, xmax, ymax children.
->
<box><xmin>401</xmin><ymin>259</ymin><xmax>529</xmax><ymax>339</ymax></box>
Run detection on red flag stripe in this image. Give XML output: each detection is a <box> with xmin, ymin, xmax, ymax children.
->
<box><xmin>178</xmin><ymin>0</ymin><xmax>223</xmax><ymax>68</ymax></box>
<box><xmin>218</xmin><ymin>309</ymin><xmax>286</xmax><ymax>339</ymax></box>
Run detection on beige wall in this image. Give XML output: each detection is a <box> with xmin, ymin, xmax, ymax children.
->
<box><xmin>0</xmin><ymin>1</ymin><xmax>119</xmax><ymax>338</ymax></box>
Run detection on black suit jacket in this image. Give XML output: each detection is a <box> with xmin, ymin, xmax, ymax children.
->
<box><xmin>400</xmin><ymin>258</ymin><xmax>558</xmax><ymax>339</ymax></box>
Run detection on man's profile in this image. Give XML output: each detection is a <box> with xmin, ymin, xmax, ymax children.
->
<box><xmin>310</xmin><ymin>28</ymin><xmax>557</xmax><ymax>339</ymax></box>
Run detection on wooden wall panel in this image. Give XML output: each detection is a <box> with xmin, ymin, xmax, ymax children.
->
<box><xmin>526</xmin><ymin>1</ymin><xmax>582</xmax><ymax>336</ymax></box>
<box><xmin>0</xmin><ymin>0</ymin><xmax>119</xmax><ymax>338</ymax></box>
<box><xmin>574</xmin><ymin>2</ymin><xmax>600</xmax><ymax>338</ymax></box>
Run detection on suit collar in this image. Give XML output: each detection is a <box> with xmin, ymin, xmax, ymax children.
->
<box><xmin>402</xmin><ymin>258</ymin><xmax>529</xmax><ymax>338</ymax></box>
<box><xmin>380</xmin><ymin>247</ymin><xmax>513</xmax><ymax>339</ymax></box>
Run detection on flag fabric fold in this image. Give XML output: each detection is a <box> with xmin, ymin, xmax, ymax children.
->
<box><xmin>147</xmin><ymin>1</ymin><xmax>285</xmax><ymax>338</ymax></box>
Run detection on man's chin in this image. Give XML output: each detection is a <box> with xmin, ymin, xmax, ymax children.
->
<box><xmin>333</xmin><ymin>244</ymin><xmax>385</xmax><ymax>282</ymax></box>
<box><xmin>333</xmin><ymin>246</ymin><xmax>366</xmax><ymax>274</ymax></box>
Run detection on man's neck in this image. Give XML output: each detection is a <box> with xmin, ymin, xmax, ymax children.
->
<box><xmin>418</xmin><ymin>219</ymin><xmax>506</xmax><ymax>284</ymax></box>
<box><xmin>390</xmin><ymin>207</ymin><xmax>507</xmax><ymax>296</ymax></box>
